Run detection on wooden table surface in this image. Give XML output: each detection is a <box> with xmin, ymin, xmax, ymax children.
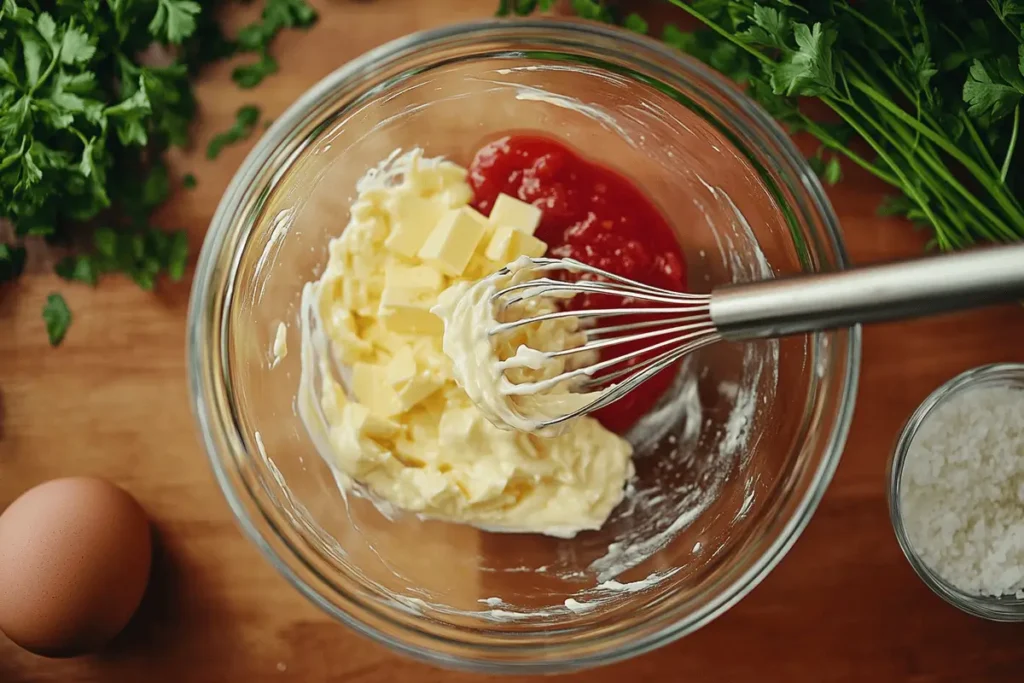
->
<box><xmin>3</xmin><ymin>1</ymin><xmax>1024</xmax><ymax>681</ymax></box>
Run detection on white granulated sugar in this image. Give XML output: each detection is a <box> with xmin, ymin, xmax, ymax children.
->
<box><xmin>900</xmin><ymin>385</ymin><xmax>1024</xmax><ymax>598</ymax></box>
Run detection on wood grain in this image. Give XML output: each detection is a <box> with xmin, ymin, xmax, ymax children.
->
<box><xmin>3</xmin><ymin>2</ymin><xmax>1024</xmax><ymax>681</ymax></box>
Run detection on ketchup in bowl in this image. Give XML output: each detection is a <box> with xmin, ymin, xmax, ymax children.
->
<box><xmin>468</xmin><ymin>135</ymin><xmax>687</xmax><ymax>433</ymax></box>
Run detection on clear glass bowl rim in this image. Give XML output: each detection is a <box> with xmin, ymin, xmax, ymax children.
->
<box><xmin>888</xmin><ymin>362</ymin><xmax>1024</xmax><ymax>621</ymax></box>
<box><xmin>187</xmin><ymin>18</ymin><xmax>863</xmax><ymax>672</ymax></box>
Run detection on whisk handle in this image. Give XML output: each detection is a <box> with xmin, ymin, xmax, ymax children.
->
<box><xmin>710</xmin><ymin>243</ymin><xmax>1024</xmax><ymax>340</ymax></box>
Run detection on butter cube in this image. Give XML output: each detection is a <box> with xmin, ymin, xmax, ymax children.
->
<box><xmin>484</xmin><ymin>225</ymin><xmax>548</xmax><ymax>262</ymax></box>
<box><xmin>513</xmin><ymin>231</ymin><xmax>547</xmax><ymax>259</ymax></box>
<box><xmin>489</xmin><ymin>193</ymin><xmax>541</xmax><ymax>235</ymax></box>
<box><xmin>351</xmin><ymin>363</ymin><xmax>403</xmax><ymax>417</ymax></box>
<box><xmin>384</xmin><ymin>192</ymin><xmax>445</xmax><ymax>258</ymax></box>
<box><xmin>379</xmin><ymin>286</ymin><xmax>444</xmax><ymax>335</ymax></box>
<box><xmin>329</xmin><ymin>420</ymin><xmax>388</xmax><ymax>477</ymax></box>
<box><xmin>363</xmin><ymin>321</ymin><xmax>407</xmax><ymax>354</ymax></box>
<box><xmin>384</xmin><ymin>262</ymin><xmax>444</xmax><ymax>292</ymax></box>
<box><xmin>396</xmin><ymin>373</ymin><xmax>442</xmax><ymax>411</ymax></box>
<box><xmin>442</xmin><ymin>184</ymin><xmax>473</xmax><ymax>209</ymax></box>
<box><xmin>418</xmin><ymin>207</ymin><xmax>487</xmax><ymax>276</ymax></box>
<box><xmin>344</xmin><ymin>402</ymin><xmax>401</xmax><ymax>440</ymax></box>
<box><xmin>387</xmin><ymin>346</ymin><xmax>418</xmax><ymax>388</ymax></box>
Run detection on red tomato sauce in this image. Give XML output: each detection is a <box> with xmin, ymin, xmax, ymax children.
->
<box><xmin>468</xmin><ymin>135</ymin><xmax>688</xmax><ymax>433</ymax></box>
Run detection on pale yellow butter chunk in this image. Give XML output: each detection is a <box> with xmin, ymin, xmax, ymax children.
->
<box><xmin>328</xmin><ymin>416</ymin><xmax>389</xmax><ymax>477</ymax></box>
<box><xmin>351</xmin><ymin>362</ymin><xmax>403</xmax><ymax>418</ymax></box>
<box><xmin>379</xmin><ymin>286</ymin><xmax>444</xmax><ymax>335</ymax></box>
<box><xmin>442</xmin><ymin>184</ymin><xmax>473</xmax><ymax>209</ymax></box>
<box><xmin>383</xmin><ymin>191</ymin><xmax>446</xmax><ymax>258</ymax></box>
<box><xmin>488</xmin><ymin>193</ymin><xmax>542</xmax><ymax>235</ymax></box>
<box><xmin>418</xmin><ymin>207</ymin><xmax>488</xmax><ymax>276</ymax></box>
<box><xmin>384</xmin><ymin>263</ymin><xmax>444</xmax><ymax>292</ymax></box>
<box><xmin>387</xmin><ymin>346</ymin><xmax>442</xmax><ymax>411</ymax></box>
<box><xmin>386</xmin><ymin>346</ymin><xmax>418</xmax><ymax>388</ymax></box>
<box><xmin>378</xmin><ymin>263</ymin><xmax>445</xmax><ymax>335</ymax></box>
<box><xmin>345</xmin><ymin>401</ymin><xmax>402</xmax><ymax>440</ymax></box>
<box><xmin>395</xmin><ymin>373</ymin><xmax>443</xmax><ymax>412</ymax></box>
<box><xmin>484</xmin><ymin>225</ymin><xmax>547</xmax><ymax>262</ymax></box>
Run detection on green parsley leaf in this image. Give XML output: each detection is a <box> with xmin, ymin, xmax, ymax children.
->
<box><xmin>150</xmin><ymin>0</ymin><xmax>202</xmax><ymax>44</ymax></box>
<box><xmin>167</xmin><ymin>231</ymin><xmax>189</xmax><ymax>280</ymax></box>
<box><xmin>771</xmin><ymin>22</ymin><xmax>837</xmax><ymax>97</ymax></box>
<box><xmin>60</xmin><ymin>23</ymin><xmax>96</xmax><ymax>64</ymax></box>
<box><xmin>624</xmin><ymin>13</ymin><xmax>649</xmax><ymax>35</ymax></box>
<box><xmin>823</xmin><ymin>156</ymin><xmax>842</xmax><ymax>185</ymax></box>
<box><xmin>263</xmin><ymin>0</ymin><xmax>318</xmax><ymax>29</ymax></box>
<box><xmin>662</xmin><ymin>24</ymin><xmax>693</xmax><ymax>52</ymax></box>
<box><xmin>207</xmin><ymin>104</ymin><xmax>261</xmax><ymax>159</ymax></box>
<box><xmin>963</xmin><ymin>54</ymin><xmax>1024</xmax><ymax>122</ymax></box>
<box><xmin>94</xmin><ymin>226</ymin><xmax>118</xmax><ymax>258</ymax></box>
<box><xmin>990</xmin><ymin>0</ymin><xmax>1024</xmax><ymax>19</ymax></box>
<box><xmin>56</xmin><ymin>254</ymin><xmax>98</xmax><ymax>286</ymax></box>
<box><xmin>182</xmin><ymin>173</ymin><xmax>197</xmax><ymax>189</ymax></box>
<box><xmin>42</xmin><ymin>293</ymin><xmax>72</xmax><ymax>346</ymax></box>
<box><xmin>739</xmin><ymin>5</ymin><xmax>790</xmax><ymax>50</ymax></box>
<box><xmin>20</xmin><ymin>26</ymin><xmax>47</xmax><ymax>86</ymax></box>
<box><xmin>236</xmin><ymin>0</ymin><xmax>318</xmax><ymax>62</ymax></box>
<box><xmin>570</xmin><ymin>0</ymin><xmax>613</xmax><ymax>23</ymax></box>
<box><xmin>105</xmin><ymin>78</ymin><xmax>153</xmax><ymax>146</ymax></box>
<box><xmin>232</xmin><ymin>52</ymin><xmax>278</xmax><ymax>89</ymax></box>
<box><xmin>0</xmin><ymin>243</ymin><xmax>27</xmax><ymax>282</ymax></box>
<box><xmin>497</xmin><ymin>0</ymin><xmax>557</xmax><ymax>15</ymax></box>
<box><xmin>0</xmin><ymin>0</ymin><xmax>319</xmax><ymax>345</ymax></box>
<box><xmin>142</xmin><ymin>162</ymin><xmax>171</xmax><ymax>209</ymax></box>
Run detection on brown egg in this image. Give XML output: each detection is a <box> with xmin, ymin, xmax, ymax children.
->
<box><xmin>0</xmin><ymin>477</ymin><xmax>152</xmax><ymax>657</ymax></box>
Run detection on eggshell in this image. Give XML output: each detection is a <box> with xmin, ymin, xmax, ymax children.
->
<box><xmin>0</xmin><ymin>477</ymin><xmax>152</xmax><ymax>657</ymax></box>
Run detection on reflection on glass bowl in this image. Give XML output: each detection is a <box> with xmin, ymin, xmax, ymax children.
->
<box><xmin>187</xmin><ymin>19</ymin><xmax>860</xmax><ymax>674</ymax></box>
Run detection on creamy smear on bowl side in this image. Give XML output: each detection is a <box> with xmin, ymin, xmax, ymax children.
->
<box><xmin>299</xmin><ymin>150</ymin><xmax>633</xmax><ymax>538</ymax></box>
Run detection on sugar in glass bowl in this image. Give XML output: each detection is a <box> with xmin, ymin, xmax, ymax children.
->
<box><xmin>187</xmin><ymin>19</ymin><xmax>860</xmax><ymax>673</ymax></box>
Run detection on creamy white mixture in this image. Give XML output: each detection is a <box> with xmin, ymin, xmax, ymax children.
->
<box><xmin>298</xmin><ymin>150</ymin><xmax>634</xmax><ymax>537</ymax></box>
<box><xmin>432</xmin><ymin>256</ymin><xmax>603</xmax><ymax>436</ymax></box>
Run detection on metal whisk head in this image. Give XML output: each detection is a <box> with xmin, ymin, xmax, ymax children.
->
<box><xmin>488</xmin><ymin>257</ymin><xmax>721</xmax><ymax>430</ymax></box>
<box><xmin>473</xmin><ymin>243</ymin><xmax>1024</xmax><ymax>433</ymax></box>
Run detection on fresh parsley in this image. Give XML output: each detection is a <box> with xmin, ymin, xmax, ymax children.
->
<box><xmin>232</xmin><ymin>0</ymin><xmax>318</xmax><ymax>89</ymax></box>
<box><xmin>507</xmin><ymin>0</ymin><xmax>1024</xmax><ymax>251</ymax></box>
<box><xmin>207</xmin><ymin>105</ymin><xmax>261</xmax><ymax>159</ymax></box>
<box><xmin>0</xmin><ymin>0</ymin><xmax>317</xmax><ymax>346</ymax></box>
<box><xmin>42</xmin><ymin>293</ymin><xmax>71</xmax><ymax>346</ymax></box>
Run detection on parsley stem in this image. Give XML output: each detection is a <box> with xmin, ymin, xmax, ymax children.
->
<box><xmin>848</xmin><ymin>74</ymin><xmax>1024</xmax><ymax>233</ymax></box>
<box><xmin>1001</xmin><ymin>104</ymin><xmax>1020</xmax><ymax>183</ymax></box>
<box><xmin>961</xmin><ymin>113</ymin><xmax>1004</xmax><ymax>178</ymax></box>
<box><xmin>822</xmin><ymin>97</ymin><xmax>949</xmax><ymax>238</ymax></box>
<box><xmin>854</xmin><ymin>51</ymin><xmax>1003</xmax><ymax>179</ymax></box>
<box><xmin>909</xmin><ymin>2</ymin><xmax>930</xmax><ymax>51</ymax></box>
<box><xmin>665</xmin><ymin>0</ymin><xmax>773</xmax><ymax>66</ymax></box>
<box><xmin>28</xmin><ymin>50</ymin><xmax>60</xmax><ymax>97</ymax></box>
<box><xmin>989</xmin><ymin>2</ymin><xmax>1023</xmax><ymax>44</ymax></box>
<box><xmin>798</xmin><ymin>114</ymin><xmax>899</xmax><ymax>186</ymax></box>
<box><xmin>883</xmin><ymin>119</ymin><xmax>984</xmax><ymax>243</ymax></box>
<box><xmin>857</xmin><ymin>42</ymin><xmax>1007</xmax><ymax>182</ymax></box>
<box><xmin>839</xmin><ymin>5</ymin><xmax>913</xmax><ymax>63</ymax></box>
<box><xmin>852</xmin><ymin>99</ymin><xmax>978</xmax><ymax>242</ymax></box>
<box><xmin>848</xmin><ymin>93</ymin><xmax>1014</xmax><ymax>242</ymax></box>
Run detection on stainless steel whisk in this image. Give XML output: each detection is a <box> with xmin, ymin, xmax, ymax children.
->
<box><xmin>490</xmin><ymin>244</ymin><xmax>1024</xmax><ymax>429</ymax></box>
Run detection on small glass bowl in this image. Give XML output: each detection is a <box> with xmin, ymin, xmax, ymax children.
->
<box><xmin>889</xmin><ymin>363</ymin><xmax>1024</xmax><ymax>621</ymax></box>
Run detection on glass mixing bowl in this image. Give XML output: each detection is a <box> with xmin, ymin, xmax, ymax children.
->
<box><xmin>187</xmin><ymin>19</ymin><xmax>860</xmax><ymax>673</ymax></box>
